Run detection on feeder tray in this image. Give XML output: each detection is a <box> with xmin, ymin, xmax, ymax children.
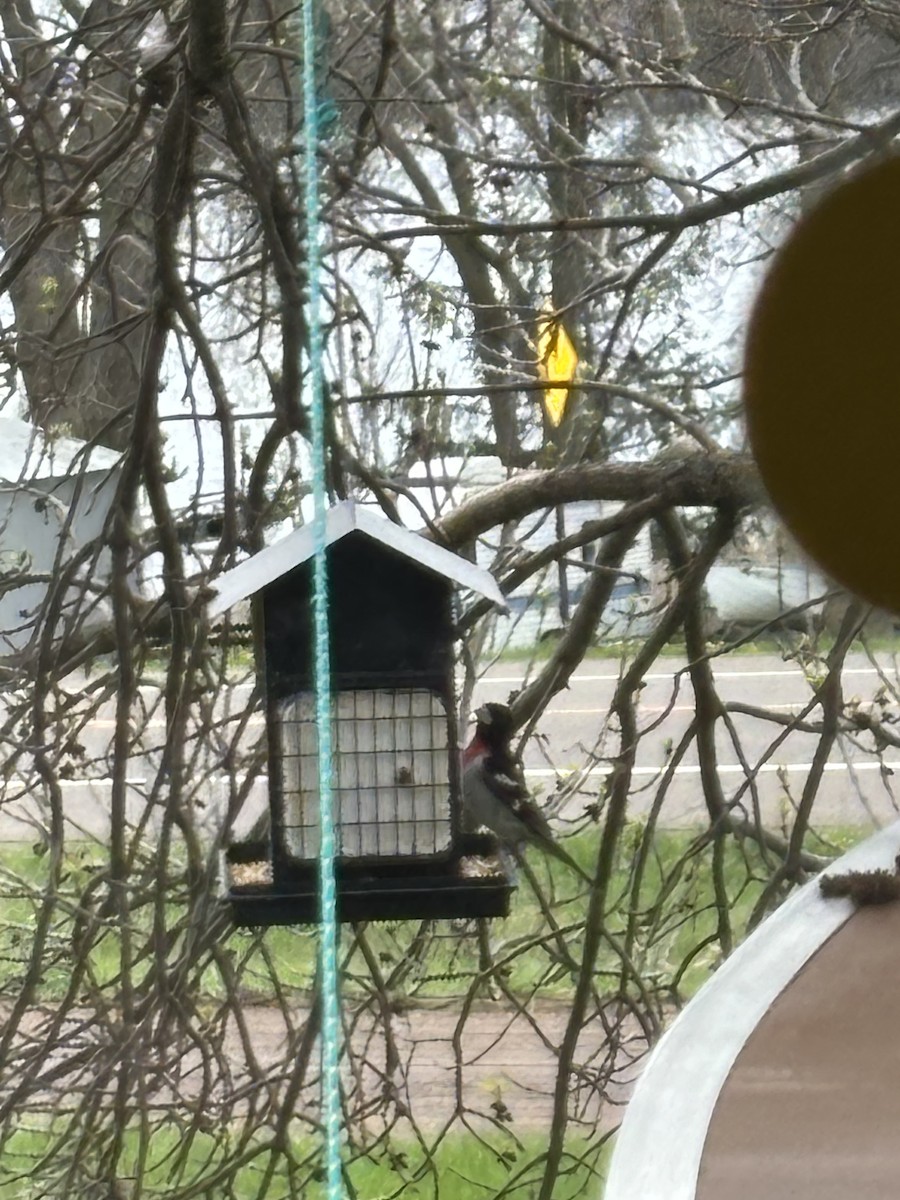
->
<box><xmin>224</xmin><ymin>833</ymin><xmax>513</xmax><ymax>925</ymax></box>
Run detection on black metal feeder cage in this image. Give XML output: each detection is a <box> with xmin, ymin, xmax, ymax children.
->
<box><xmin>209</xmin><ymin>501</ymin><xmax>512</xmax><ymax>925</ymax></box>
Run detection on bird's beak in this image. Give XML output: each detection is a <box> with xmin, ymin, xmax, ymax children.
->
<box><xmin>475</xmin><ymin>704</ymin><xmax>492</xmax><ymax>724</ymax></box>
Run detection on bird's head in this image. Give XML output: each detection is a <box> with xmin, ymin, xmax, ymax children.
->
<box><xmin>473</xmin><ymin>702</ymin><xmax>517</xmax><ymax>747</ymax></box>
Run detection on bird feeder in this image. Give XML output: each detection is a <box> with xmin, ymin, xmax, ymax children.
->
<box><xmin>209</xmin><ymin>500</ymin><xmax>512</xmax><ymax>925</ymax></box>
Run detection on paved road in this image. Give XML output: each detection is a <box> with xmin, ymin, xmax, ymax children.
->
<box><xmin>2</xmin><ymin>652</ymin><xmax>899</xmax><ymax>840</ymax></box>
<box><xmin>481</xmin><ymin>652</ymin><xmax>900</xmax><ymax>828</ymax></box>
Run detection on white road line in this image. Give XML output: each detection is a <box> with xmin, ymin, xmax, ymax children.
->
<box><xmin>89</xmin><ymin>703</ymin><xmax>819</xmax><ymax>728</ymax></box>
<box><xmin>90</xmin><ymin>716</ymin><xmax>265</xmax><ymax>730</ymax></box>
<box><xmin>547</xmin><ymin>702</ymin><xmax>815</xmax><ymax>715</ymax></box>
<box><xmin>483</xmin><ymin>667</ymin><xmax>887</xmax><ymax>685</ymax></box>
<box><xmin>525</xmin><ymin>761</ymin><xmax>900</xmax><ymax>779</ymax></box>
<box><xmin>49</xmin><ymin>760</ymin><xmax>900</xmax><ymax>788</ymax></box>
<box><xmin>64</xmin><ymin>777</ymin><xmax>148</xmax><ymax>787</ymax></box>
<box><xmin>77</xmin><ymin>669</ymin><xmax>889</xmax><ymax>695</ymax></box>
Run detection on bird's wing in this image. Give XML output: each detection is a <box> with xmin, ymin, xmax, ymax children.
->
<box><xmin>463</xmin><ymin>754</ymin><xmax>592</xmax><ymax>883</ymax></box>
<box><xmin>485</xmin><ymin>754</ymin><xmax>558</xmax><ymax>841</ymax></box>
<box><xmin>483</xmin><ymin>754</ymin><xmax>529</xmax><ymax>801</ymax></box>
<box><xmin>464</xmin><ymin>752</ymin><xmax>552</xmax><ymax>844</ymax></box>
<box><xmin>509</xmin><ymin>794</ymin><xmax>558</xmax><ymax>845</ymax></box>
<box><xmin>463</xmin><ymin>754</ymin><xmax>528</xmax><ymax>841</ymax></box>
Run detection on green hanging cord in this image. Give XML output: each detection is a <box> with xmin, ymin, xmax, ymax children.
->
<box><xmin>301</xmin><ymin>0</ymin><xmax>343</xmax><ymax>1195</ymax></box>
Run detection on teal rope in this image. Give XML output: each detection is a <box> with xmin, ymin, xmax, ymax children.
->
<box><xmin>301</xmin><ymin>0</ymin><xmax>343</xmax><ymax>1195</ymax></box>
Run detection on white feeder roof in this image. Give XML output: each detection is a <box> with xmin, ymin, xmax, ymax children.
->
<box><xmin>208</xmin><ymin>499</ymin><xmax>507</xmax><ymax>617</ymax></box>
<box><xmin>0</xmin><ymin>414</ymin><xmax>120</xmax><ymax>482</ymax></box>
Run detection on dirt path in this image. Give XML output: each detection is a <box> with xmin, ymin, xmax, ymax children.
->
<box><xmin>6</xmin><ymin>1000</ymin><xmax>647</xmax><ymax>1134</ymax></box>
<box><xmin>218</xmin><ymin>1000</ymin><xmax>645</xmax><ymax>1131</ymax></box>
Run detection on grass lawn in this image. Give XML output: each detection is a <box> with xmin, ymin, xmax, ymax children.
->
<box><xmin>0</xmin><ymin>828</ymin><xmax>865</xmax><ymax>1198</ymax></box>
<box><xmin>0</xmin><ymin>824</ymin><xmax>863</xmax><ymax>1006</ymax></box>
<box><xmin>226</xmin><ymin>822</ymin><xmax>862</xmax><ymax>1004</ymax></box>
<box><xmin>0</xmin><ymin>1124</ymin><xmax>608</xmax><ymax>1199</ymax></box>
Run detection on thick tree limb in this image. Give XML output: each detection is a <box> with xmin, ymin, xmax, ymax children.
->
<box><xmin>436</xmin><ymin>450</ymin><xmax>762</xmax><ymax>549</ymax></box>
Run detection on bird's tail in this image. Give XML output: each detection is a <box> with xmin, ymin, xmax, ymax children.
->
<box><xmin>542</xmin><ymin>836</ymin><xmax>594</xmax><ymax>887</ymax></box>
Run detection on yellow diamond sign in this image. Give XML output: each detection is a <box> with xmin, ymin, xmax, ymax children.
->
<box><xmin>537</xmin><ymin>309</ymin><xmax>578</xmax><ymax>427</ymax></box>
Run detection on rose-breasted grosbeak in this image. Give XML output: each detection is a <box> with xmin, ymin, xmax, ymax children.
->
<box><xmin>462</xmin><ymin>702</ymin><xmax>590</xmax><ymax>882</ymax></box>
